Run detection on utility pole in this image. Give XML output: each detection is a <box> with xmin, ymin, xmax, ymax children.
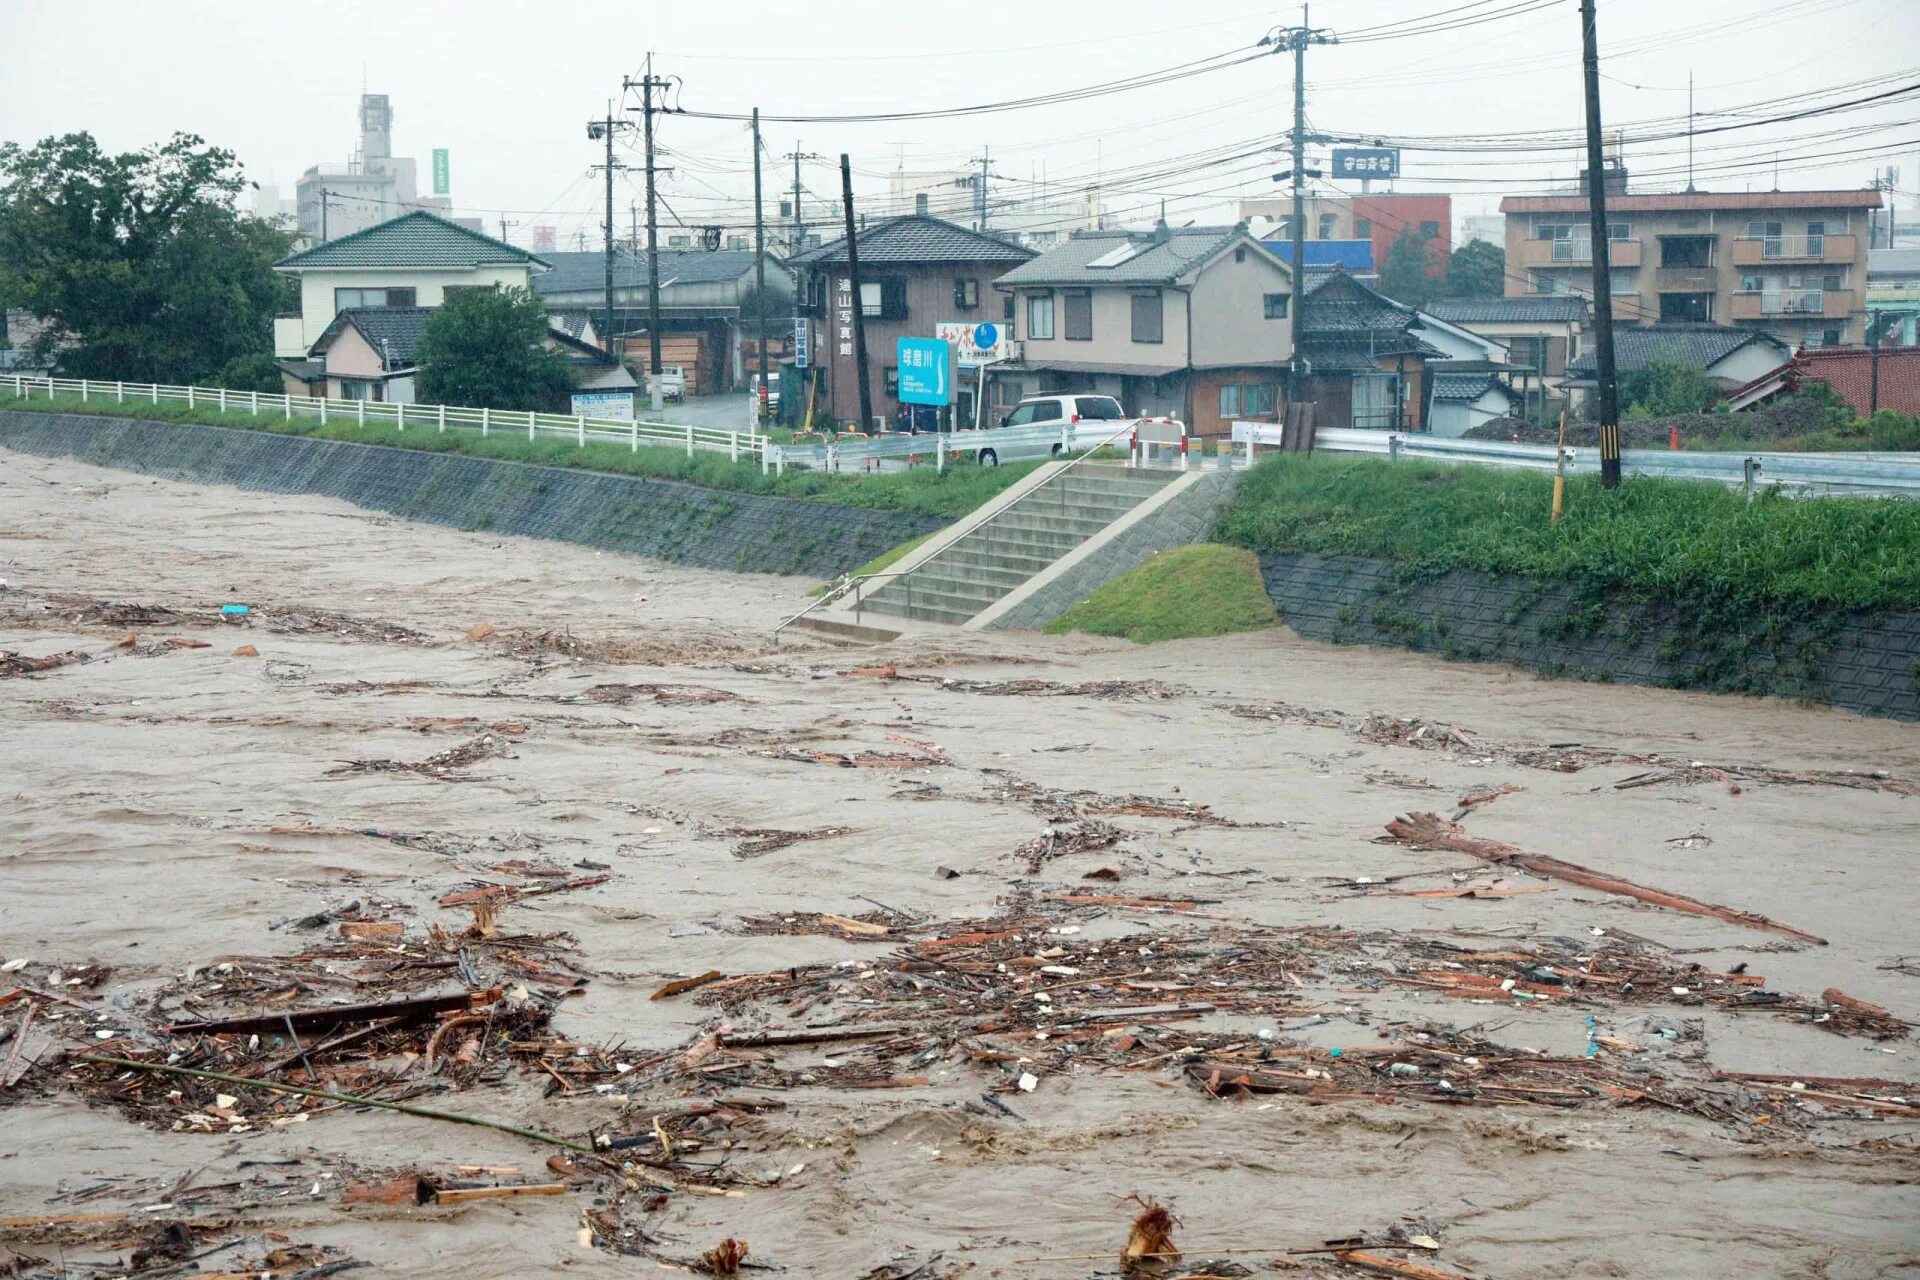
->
<box><xmin>1262</xmin><ymin>10</ymin><xmax>1336</xmax><ymax>407</ymax></box>
<box><xmin>498</xmin><ymin>216</ymin><xmax>517</xmax><ymax>245</ymax></box>
<box><xmin>627</xmin><ymin>57</ymin><xmax>668</xmax><ymax>414</ymax></box>
<box><xmin>630</xmin><ymin>203</ymin><xmax>640</xmax><ymax>252</ymax></box>
<box><xmin>975</xmin><ymin>147</ymin><xmax>990</xmax><ymax>230</ymax></box>
<box><xmin>1579</xmin><ymin>0</ymin><xmax>1621</xmax><ymax>489</ymax></box>
<box><xmin>752</xmin><ymin>108</ymin><xmax>769</xmax><ymax>423</ymax></box>
<box><xmin>840</xmin><ymin>154</ymin><xmax>872</xmax><ymax>434</ymax></box>
<box><xmin>586</xmin><ymin>105</ymin><xmax>630</xmax><ymax>357</ymax></box>
<box><xmin>320</xmin><ymin>189</ymin><xmax>332</xmax><ymax>243</ymax></box>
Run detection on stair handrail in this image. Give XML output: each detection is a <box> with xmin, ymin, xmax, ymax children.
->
<box><xmin>771</xmin><ymin>568</ymin><xmax>916</xmax><ymax>642</ymax></box>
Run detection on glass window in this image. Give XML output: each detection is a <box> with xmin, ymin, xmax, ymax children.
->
<box><xmin>1064</xmin><ymin>290</ymin><xmax>1092</xmax><ymax>341</ymax></box>
<box><xmin>1263</xmin><ymin>293</ymin><xmax>1290</xmax><ymax>319</ymax></box>
<box><xmin>859</xmin><ymin>281</ymin><xmax>882</xmax><ymax>317</ymax></box>
<box><xmin>1806</xmin><ymin>221</ymin><xmax>1826</xmax><ymax>236</ymax></box>
<box><xmin>1353</xmin><ymin>218</ymin><xmax>1373</xmax><ymax>238</ymax></box>
<box><xmin>1420</xmin><ymin>220</ymin><xmax>1440</xmax><ymax>239</ymax></box>
<box><xmin>1130</xmin><ymin>290</ymin><xmax>1162</xmax><ymax>343</ymax></box>
<box><xmin>1245</xmin><ymin>384</ymin><xmax>1278</xmax><ymax>415</ymax></box>
<box><xmin>1219</xmin><ymin>384</ymin><xmax>1242</xmax><ymax>417</ymax></box>
<box><xmin>1532</xmin><ymin>270</ymin><xmax>1562</xmax><ymax>295</ymax></box>
<box><xmin>1028</xmin><ymin>399</ymin><xmax>1063</xmax><ymax>422</ymax></box>
<box><xmin>1746</xmin><ymin>220</ymin><xmax>1782</xmax><ymax>238</ymax></box>
<box><xmin>1075</xmin><ymin>396</ymin><xmax>1125</xmax><ymax>420</ymax></box>
<box><xmin>1027</xmin><ymin>292</ymin><xmax>1054</xmax><ymax>340</ymax></box>
<box><xmin>995</xmin><ymin>379</ymin><xmax>1024</xmax><ymax>406</ymax></box>
<box><xmin>334</xmin><ymin>287</ymin><xmax>414</xmax><ymax>309</ymax></box>
<box><xmin>953</xmin><ymin>277</ymin><xmax>979</xmax><ymax>310</ymax></box>
<box><xmin>1002</xmin><ymin>403</ymin><xmax>1036</xmax><ymax>426</ymax></box>
<box><xmin>1606</xmin><ymin>222</ymin><xmax>1630</xmax><ymax>240</ymax></box>
<box><xmin>1318</xmin><ymin>213</ymin><xmax>1338</xmax><ymax>240</ymax></box>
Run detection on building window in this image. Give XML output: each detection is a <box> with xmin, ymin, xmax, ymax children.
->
<box><xmin>1821</xmin><ymin>327</ymin><xmax>1841</xmax><ymax>346</ymax></box>
<box><xmin>1821</xmin><ymin>272</ymin><xmax>1841</xmax><ymax>291</ymax></box>
<box><xmin>1220</xmin><ymin>384</ymin><xmax>1240</xmax><ymax>417</ymax></box>
<box><xmin>915</xmin><ymin>193</ymin><xmax>930</xmax><ymax>215</ymax></box>
<box><xmin>1027</xmin><ymin>292</ymin><xmax>1054</xmax><ymax>340</ymax></box>
<box><xmin>1607</xmin><ymin>222</ymin><xmax>1631</xmax><ymax>240</ymax></box>
<box><xmin>995</xmin><ymin>379</ymin><xmax>1024</xmax><ymax>406</ymax></box>
<box><xmin>1219</xmin><ymin>382</ymin><xmax>1278</xmax><ymax>418</ymax></box>
<box><xmin>1318</xmin><ymin>213</ymin><xmax>1338</xmax><ymax>240</ymax></box>
<box><xmin>1353</xmin><ymin>218</ymin><xmax>1372</xmax><ymax>238</ymax></box>
<box><xmin>726</xmin><ymin>234</ymin><xmax>748</xmax><ymax>249</ymax></box>
<box><xmin>338</xmin><ymin>378</ymin><xmax>375</xmax><ymax>401</ymax></box>
<box><xmin>668</xmin><ymin>234</ymin><xmax>692</xmax><ymax>249</ymax></box>
<box><xmin>1234</xmin><ymin>247</ymin><xmax>1246</xmax><ymax>262</ymax></box>
<box><xmin>334</xmin><ymin>287</ymin><xmax>415</xmax><ymax>310</ymax></box>
<box><xmin>1659</xmin><ymin>236</ymin><xmax>1714</xmax><ymax>268</ymax></box>
<box><xmin>953</xmin><ymin>277</ymin><xmax>979</xmax><ymax>310</ymax></box>
<box><xmin>1263</xmin><ymin>292</ymin><xmax>1290</xmax><ymax>319</ymax></box>
<box><xmin>1003</xmin><ymin>293</ymin><xmax>1015</xmax><ymax>321</ymax></box>
<box><xmin>441</xmin><ymin>284</ymin><xmax>495</xmax><ymax>301</ymax></box>
<box><xmin>883</xmin><ymin>366</ymin><xmax>899</xmax><ymax>396</ymax></box>
<box><xmin>1659</xmin><ymin>292</ymin><xmax>1712</xmax><ymax>323</ymax></box>
<box><xmin>1532</xmin><ymin>270</ymin><xmax>1563</xmax><ymax>295</ymax></box>
<box><xmin>1419</xmin><ymin>220</ymin><xmax>1440</xmax><ymax>239</ymax></box>
<box><xmin>858</xmin><ymin>278</ymin><xmax>909</xmax><ymax>320</ymax></box>
<box><xmin>1130</xmin><ymin>290</ymin><xmax>1162</xmax><ymax>343</ymax></box>
<box><xmin>1064</xmin><ymin>289</ymin><xmax>1092</xmax><ymax>341</ymax></box>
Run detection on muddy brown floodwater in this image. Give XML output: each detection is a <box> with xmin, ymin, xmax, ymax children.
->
<box><xmin>2</xmin><ymin>449</ymin><xmax>1918</xmax><ymax>1280</ymax></box>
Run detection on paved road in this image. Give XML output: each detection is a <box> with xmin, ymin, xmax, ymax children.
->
<box><xmin>648</xmin><ymin>391</ymin><xmax>758</xmax><ymax>431</ymax></box>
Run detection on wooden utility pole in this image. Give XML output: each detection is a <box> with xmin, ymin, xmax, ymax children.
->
<box><xmin>1579</xmin><ymin>0</ymin><xmax>1621</xmax><ymax>488</ymax></box>
<box><xmin>840</xmin><ymin>154</ymin><xmax>872</xmax><ymax>434</ymax></box>
<box><xmin>752</xmin><ymin>108</ymin><xmax>769</xmax><ymax>420</ymax></box>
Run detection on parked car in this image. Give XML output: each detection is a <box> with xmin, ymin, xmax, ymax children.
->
<box><xmin>972</xmin><ymin>393</ymin><xmax>1177</xmax><ymax>466</ymax></box>
<box><xmin>648</xmin><ymin>365</ymin><xmax>686</xmax><ymax>403</ymax></box>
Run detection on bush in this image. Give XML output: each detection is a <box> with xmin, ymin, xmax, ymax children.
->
<box><xmin>1619</xmin><ymin>350</ymin><xmax>1718</xmax><ymax>419</ymax></box>
<box><xmin>214</xmin><ymin>352</ymin><xmax>285</xmax><ymax>394</ymax></box>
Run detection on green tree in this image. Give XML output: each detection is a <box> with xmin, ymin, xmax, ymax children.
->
<box><xmin>1444</xmin><ymin>239</ymin><xmax>1505</xmax><ymax>299</ymax></box>
<box><xmin>414</xmin><ymin>286</ymin><xmax>575</xmax><ymax>410</ymax></box>
<box><xmin>0</xmin><ymin>132</ymin><xmax>294</xmax><ymax>383</ymax></box>
<box><xmin>1619</xmin><ymin>349</ymin><xmax>1719</xmax><ymax>418</ymax></box>
<box><xmin>1378</xmin><ymin>226</ymin><xmax>1443</xmax><ymax>309</ymax></box>
<box><xmin>215</xmin><ymin>351</ymin><xmax>286</xmax><ymax>393</ymax></box>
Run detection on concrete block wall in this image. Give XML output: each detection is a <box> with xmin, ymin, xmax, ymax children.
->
<box><xmin>0</xmin><ymin>413</ymin><xmax>946</xmax><ymax>579</ymax></box>
<box><xmin>1261</xmin><ymin>552</ymin><xmax>1920</xmax><ymax>721</ymax></box>
<box><xmin>990</xmin><ymin>470</ymin><xmax>1241</xmax><ymax>630</ymax></box>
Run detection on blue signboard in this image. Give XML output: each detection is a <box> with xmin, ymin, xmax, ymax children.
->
<box><xmin>896</xmin><ymin>337</ymin><xmax>951</xmax><ymax>406</ymax></box>
<box><xmin>1332</xmin><ymin>147</ymin><xmax>1400</xmax><ymax>180</ymax></box>
<box><xmin>794</xmin><ymin>318</ymin><xmax>809</xmax><ymax>368</ymax></box>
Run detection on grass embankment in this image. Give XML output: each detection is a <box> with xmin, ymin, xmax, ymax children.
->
<box><xmin>1045</xmin><ymin>545</ymin><xmax>1278</xmax><ymax>644</ymax></box>
<box><xmin>0</xmin><ymin>394</ymin><xmax>1035</xmax><ymax>520</ymax></box>
<box><xmin>1215</xmin><ymin>452</ymin><xmax>1920</xmax><ymax>612</ymax></box>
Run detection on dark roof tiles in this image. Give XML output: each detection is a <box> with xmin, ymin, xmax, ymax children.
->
<box><xmin>276</xmin><ymin>211</ymin><xmax>547</xmax><ymax>270</ymax></box>
<box><xmin>790</xmin><ymin>214</ymin><xmax>1033</xmax><ymax>266</ymax></box>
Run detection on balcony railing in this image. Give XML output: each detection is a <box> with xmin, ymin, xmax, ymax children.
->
<box><xmin>1730</xmin><ymin>288</ymin><xmax>1853</xmax><ymax>320</ymax></box>
<box><xmin>1518</xmin><ymin>237</ymin><xmax>1642</xmax><ymax>268</ymax></box>
<box><xmin>1732</xmin><ymin>234</ymin><xmax>1855</xmax><ymax>266</ymax></box>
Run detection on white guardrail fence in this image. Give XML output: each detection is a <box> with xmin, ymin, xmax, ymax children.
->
<box><xmin>1231</xmin><ymin>421</ymin><xmax>1920</xmax><ymax>499</ymax></box>
<box><xmin>6</xmin><ymin>374</ymin><xmax>770</xmax><ymax>466</ymax></box>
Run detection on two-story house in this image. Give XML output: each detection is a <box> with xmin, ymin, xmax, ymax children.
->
<box><xmin>993</xmin><ymin>224</ymin><xmax>1295</xmax><ymax>438</ymax></box>
<box><xmin>1499</xmin><ymin>186</ymin><xmax>1881</xmax><ymax>347</ymax></box>
<box><xmin>789</xmin><ymin>214</ymin><xmax>1034</xmax><ymax>429</ymax></box>
<box><xmin>273</xmin><ymin>210</ymin><xmax>550</xmax><ymax>395</ymax></box>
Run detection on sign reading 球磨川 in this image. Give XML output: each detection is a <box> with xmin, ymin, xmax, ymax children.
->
<box><xmin>896</xmin><ymin>337</ymin><xmax>951</xmax><ymax>406</ymax></box>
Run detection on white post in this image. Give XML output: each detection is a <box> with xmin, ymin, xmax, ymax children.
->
<box><xmin>187</xmin><ymin>385</ymin><xmax>195</xmax><ymax>409</ymax></box>
<box><xmin>481</xmin><ymin>406</ymin><xmax>489</xmax><ymax>436</ymax></box>
<box><xmin>250</xmin><ymin>390</ymin><xmax>259</xmax><ymax>415</ymax></box>
<box><xmin>356</xmin><ymin>398</ymin><xmax>365</xmax><ymax>428</ymax></box>
<box><xmin>284</xmin><ymin>394</ymin><xmax>292</xmax><ymax>422</ymax></box>
<box><xmin>761</xmin><ymin>444</ymin><xmax>769</xmax><ymax>476</ymax></box>
<box><xmin>437</xmin><ymin>403</ymin><xmax>446</xmax><ymax>433</ymax></box>
<box><xmin>1245</xmin><ymin>433</ymin><xmax>1255</xmax><ymax>467</ymax></box>
<box><xmin>528</xmin><ymin>411</ymin><xmax>536</xmax><ymax>441</ymax></box>
<box><xmin>630</xmin><ymin>420</ymin><xmax>637</xmax><ymax>452</ymax></box>
<box><xmin>729</xmin><ymin>432</ymin><xmax>738</xmax><ymax>462</ymax></box>
<box><xmin>577</xmin><ymin>414</ymin><xmax>585</xmax><ymax>446</ymax></box>
<box><xmin>151</xmin><ymin>383</ymin><xmax>158</xmax><ymax>405</ymax></box>
<box><xmin>218</xmin><ymin>387</ymin><xmax>226</xmax><ymax>412</ymax></box>
<box><xmin>117</xmin><ymin>381</ymin><xmax>124</xmax><ymax>403</ymax></box>
<box><xmin>319</xmin><ymin>397</ymin><xmax>327</xmax><ymax>425</ymax></box>
<box><xmin>81</xmin><ymin>379</ymin><xmax>89</xmax><ymax>402</ymax></box>
<box><xmin>395</xmin><ymin>402</ymin><xmax>404</xmax><ymax>431</ymax></box>
<box><xmin>684</xmin><ymin>423</ymin><xmax>693</xmax><ymax>457</ymax></box>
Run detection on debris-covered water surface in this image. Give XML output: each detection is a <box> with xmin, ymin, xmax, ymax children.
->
<box><xmin>2</xmin><ymin>449</ymin><xmax>1917</xmax><ymax>1280</ymax></box>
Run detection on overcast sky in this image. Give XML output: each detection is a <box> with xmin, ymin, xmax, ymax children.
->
<box><xmin>4</xmin><ymin>0</ymin><xmax>1916</xmax><ymax>245</ymax></box>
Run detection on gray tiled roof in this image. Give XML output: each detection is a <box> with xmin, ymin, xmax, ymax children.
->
<box><xmin>1869</xmin><ymin>247</ymin><xmax>1920</xmax><ymax>278</ymax></box>
<box><xmin>547</xmin><ymin>309</ymin><xmax>595</xmax><ymax>341</ymax></box>
<box><xmin>1566</xmin><ymin>323</ymin><xmax>1788</xmax><ymax>376</ymax></box>
<box><xmin>532</xmin><ymin>249</ymin><xmax>767</xmax><ymax>295</ymax></box>
<box><xmin>276</xmin><ymin>211</ymin><xmax>548</xmax><ymax>270</ymax></box>
<box><xmin>314</xmin><ymin>307</ymin><xmax>433</xmax><ymax>366</ymax></box>
<box><xmin>1432</xmin><ymin>370</ymin><xmax>1513</xmax><ymax>403</ymax></box>
<box><xmin>790</xmin><ymin>214</ymin><xmax>1033</xmax><ymax>267</ymax></box>
<box><xmin>1424</xmin><ymin>296</ymin><xmax>1589</xmax><ymax>324</ymax></box>
<box><xmin>995</xmin><ymin>226</ymin><xmax>1250</xmax><ymax>287</ymax></box>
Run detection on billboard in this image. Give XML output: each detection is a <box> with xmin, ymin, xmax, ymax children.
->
<box><xmin>896</xmin><ymin>337</ymin><xmax>951</xmax><ymax>406</ymax></box>
<box><xmin>933</xmin><ymin>320</ymin><xmax>1009</xmax><ymax>368</ymax></box>
<box><xmin>432</xmin><ymin>149</ymin><xmax>450</xmax><ymax>196</ymax></box>
<box><xmin>571</xmin><ymin>390</ymin><xmax>634</xmax><ymax>419</ymax></box>
<box><xmin>1332</xmin><ymin>147</ymin><xmax>1399</xmax><ymax>180</ymax></box>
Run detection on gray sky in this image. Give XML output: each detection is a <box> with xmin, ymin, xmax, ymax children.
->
<box><xmin>4</xmin><ymin>0</ymin><xmax>1916</xmax><ymax>244</ymax></box>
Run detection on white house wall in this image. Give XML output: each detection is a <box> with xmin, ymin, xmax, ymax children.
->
<box><xmin>296</xmin><ymin>264</ymin><xmax>535</xmax><ymax>349</ymax></box>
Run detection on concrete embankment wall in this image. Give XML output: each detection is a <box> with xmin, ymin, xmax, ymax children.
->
<box><xmin>0</xmin><ymin>413</ymin><xmax>946</xmax><ymax>579</ymax></box>
<box><xmin>1260</xmin><ymin>552</ymin><xmax>1920</xmax><ymax>721</ymax></box>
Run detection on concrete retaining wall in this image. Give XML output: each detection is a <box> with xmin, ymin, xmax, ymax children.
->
<box><xmin>1261</xmin><ymin>552</ymin><xmax>1920</xmax><ymax>721</ymax></box>
<box><xmin>989</xmin><ymin>470</ymin><xmax>1241</xmax><ymax>630</ymax></box>
<box><xmin>0</xmin><ymin>412</ymin><xmax>946</xmax><ymax>579</ymax></box>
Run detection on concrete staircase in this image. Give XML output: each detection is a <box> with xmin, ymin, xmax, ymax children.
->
<box><xmin>855</xmin><ymin>463</ymin><xmax>1178</xmax><ymax>626</ymax></box>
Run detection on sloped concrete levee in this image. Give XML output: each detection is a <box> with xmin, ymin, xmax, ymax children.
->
<box><xmin>1261</xmin><ymin>552</ymin><xmax>1920</xmax><ymax>722</ymax></box>
<box><xmin>851</xmin><ymin>462</ymin><xmax>1178</xmax><ymax>626</ymax></box>
<box><xmin>0</xmin><ymin>413</ymin><xmax>945</xmax><ymax>578</ymax></box>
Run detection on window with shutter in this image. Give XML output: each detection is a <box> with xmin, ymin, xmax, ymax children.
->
<box><xmin>1130</xmin><ymin>290</ymin><xmax>1163</xmax><ymax>343</ymax></box>
<box><xmin>1064</xmin><ymin>290</ymin><xmax>1092</xmax><ymax>340</ymax></box>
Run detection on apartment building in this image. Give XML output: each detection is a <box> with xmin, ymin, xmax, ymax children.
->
<box><xmin>1499</xmin><ymin>187</ymin><xmax>1882</xmax><ymax>347</ymax></box>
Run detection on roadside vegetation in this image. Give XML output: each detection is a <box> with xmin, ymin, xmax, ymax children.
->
<box><xmin>1045</xmin><ymin>544</ymin><xmax>1278</xmax><ymax>644</ymax></box>
<box><xmin>0</xmin><ymin>394</ymin><xmax>1033</xmax><ymax>520</ymax></box>
<box><xmin>1216</xmin><ymin>452</ymin><xmax>1920</xmax><ymax>611</ymax></box>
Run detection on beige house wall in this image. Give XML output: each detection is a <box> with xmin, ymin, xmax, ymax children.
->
<box><xmin>293</xmin><ymin>263</ymin><xmax>534</xmax><ymax>350</ymax></box>
<box><xmin>1189</xmin><ymin>250</ymin><xmax>1292</xmax><ymax>366</ymax></box>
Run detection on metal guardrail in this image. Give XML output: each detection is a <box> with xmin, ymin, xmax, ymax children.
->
<box><xmin>6</xmin><ymin>374</ymin><xmax>769</xmax><ymax>468</ymax></box>
<box><xmin>765</xmin><ymin>421</ymin><xmax>1084</xmax><ymax>475</ymax></box>
<box><xmin>1231</xmin><ymin>421</ymin><xmax>1920</xmax><ymax>498</ymax></box>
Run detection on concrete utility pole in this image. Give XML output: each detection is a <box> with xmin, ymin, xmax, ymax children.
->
<box><xmin>1579</xmin><ymin>0</ymin><xmax>1622</xmax><ymax>488</ymax></box>
<box><xmin>625</xmin><ymin>57</ymin><xmax>671</xmax><ymax>413</ymax></box>
<box><xmin>1263</xmin><ymin>11</ymin><xmax>1336</xmax><ymax>406</ymax></box>
<box><xmin>840</xmin><ymin>154</ymin><xmax>873</xmax><ymax>434</ymax></box>
<box><xmin>752</xmin><ymin>109</ymin><xmax>770</xmax><ymax>419</ymax></box>
<box><xmin>585</xmin><ymin>104</ymin><xmax>631</xmax><ymax>357</ymax></box>
<box><xmin>320</xmin><ymin>189</ymin><xmax>333</xmax><ymax>243</ymax></box>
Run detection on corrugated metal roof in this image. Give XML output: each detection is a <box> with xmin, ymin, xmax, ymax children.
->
<box><xmin>790</xmin><ymin>214</ymin><xmax>1033</xmax><ymax>267</ymax></box>
<box><xmin>997</xmin><ymin>226</ymin><xmax>1254</xmax><ymax>286</ymax></box>
<box><xmin>1565</xmin><ymin>323</ymin><xmax>1788</xmax><ymax>376</ymax></box>
<box><xmin>276</xmin><ymin>211</ymin><xmax>548</xmax><ymax>270</ymax></box>
<box><xmin>1424</xmin><ymin>296</ymin><xmax>1589</xmax><ymax>324</ymax></box>
<box><xmin>531</xmin><ymin>249</ymin><xmax>766</xmax><ymax>296</ymax></box>
<box><xmin>1500</xmin><ymin>189</ymin><xmax>1882</xmax><ymax>214</ymax></box>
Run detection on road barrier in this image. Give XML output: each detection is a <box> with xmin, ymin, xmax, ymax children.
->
<box><xmin>1230</xmin><ymin>421</ymin><xmax>1920</xmax><ymax>498</ymax></box>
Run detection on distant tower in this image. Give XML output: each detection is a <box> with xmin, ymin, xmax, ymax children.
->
<box><xmin>360</xmin><ymin>94</ymin><xmax>393</xmax><ymax>162</ymax></box>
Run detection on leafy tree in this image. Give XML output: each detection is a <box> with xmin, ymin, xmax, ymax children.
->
<box><xmin>215</xmin><ymin>351</ymin><xmax>286</xmax><ymax>393</ymax></box>
<box><xmin>1619</xmin><ymin>349</ymin><xmax>1719</xmax><ymax>418</ymax></box>
<box><xmin>414</xmin><ymin>286</ymin><xmax>575</xmax><ymax>410</ymax></box>
<box><xmin>1445</xmin><ymin>239</ymin><xmax>1506</xmax><ymax>299</ymax></box>
<box><xmin>1788</xmin><ymin>378</ymin><xmax>1858</xmax><ymax>433</ymax></box>
<box><xmin>0</xmin><ymin>132</ymin><xmax>294</xmax><ymax>383</ymax></box>
<box><xmin>1378</xmin><ymin>226</ymin><xmax>1443</xmax><ymax>309</ymax></box>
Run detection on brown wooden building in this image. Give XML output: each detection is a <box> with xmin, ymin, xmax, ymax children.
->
<box><xmin>790</xmin><ymin>215</ymin><xmax>1033</xmax><ymax>429</ymax></box>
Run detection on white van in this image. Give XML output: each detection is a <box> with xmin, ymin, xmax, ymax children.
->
<box><xmin>973</xmin><ymin>394</ymin><xmax>1177</xmax><ymax>466</ymax></box>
